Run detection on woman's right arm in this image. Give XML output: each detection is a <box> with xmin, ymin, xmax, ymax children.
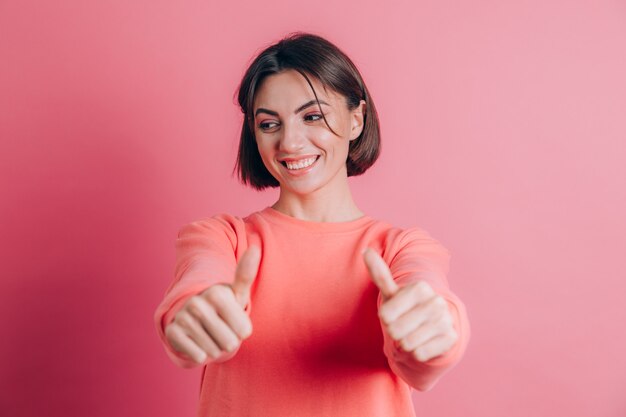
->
<box><xmin>163</xmin><ymin>246</ymin><xmax>260</xmax><ymax>367</ymax></box>
<box><xmin>153</xmin><ymin>216</ymin><xmax>255</xmax><ymax>368</ymax></box>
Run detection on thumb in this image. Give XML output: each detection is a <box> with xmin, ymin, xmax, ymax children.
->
<box><xmin>231</xmin><ymin>244</ymin><xmax>261</xmax><ymax>308</ymax></box>
<box><xmin>362</xmin><ymin>248</ymin><xmax>399</xmax><ymax>300</ymax></box>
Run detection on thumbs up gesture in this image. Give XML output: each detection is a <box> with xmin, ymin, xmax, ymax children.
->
<box><xmin>362</xmin><ymin>248</ymin><xmax>458</xmax><ymax>363</ymax></box>
<box><xmin>165</xmin><ymin>245</ymin><xmax>261</xmax><ymax>365</ymax></box>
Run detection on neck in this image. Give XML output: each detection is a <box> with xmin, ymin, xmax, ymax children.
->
<box><xmin>271</xmin><ymin>179</ymin><xmax>363</xmax><ymax>223</ymax></box>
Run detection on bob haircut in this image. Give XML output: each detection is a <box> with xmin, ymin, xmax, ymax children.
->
<box><xmin>234</xmin><ymin>31</ymin><xmax>381</xmax><ymax>190</ymax></box>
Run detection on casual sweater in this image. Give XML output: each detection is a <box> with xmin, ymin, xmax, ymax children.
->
<box><xmin>154</xmin><ymin>206</ymin><xmax>470</xmax><ymax>417</ymax></box>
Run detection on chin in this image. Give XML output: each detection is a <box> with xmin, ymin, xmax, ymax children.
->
<box><xmin>278</xmin><ymin>180</ymin><xmax>326</xmax><ymax>196</ymax></box>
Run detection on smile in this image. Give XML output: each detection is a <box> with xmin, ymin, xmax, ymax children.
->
<box><xmin>284</xmin><ymin>156</ymin><xmax>317</xmax><ymax>170</ymax></box>
<box><xmin>281</xmin><ymin>156</ymin><xmax>320</xmax><ymax>171</ymax></box>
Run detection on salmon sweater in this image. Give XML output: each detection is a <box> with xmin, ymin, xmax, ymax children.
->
<box><xmin>154</xmin><ymin>206</ymin><xmax>470</xmax><ymax>417</ymax></box>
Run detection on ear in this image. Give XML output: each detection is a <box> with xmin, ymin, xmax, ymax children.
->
<box><xmin>349</xmin><ymin>100</ymin><xmax>367</xmax><ymax>141</ymax></box>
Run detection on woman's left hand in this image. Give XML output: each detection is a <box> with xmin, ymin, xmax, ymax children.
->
<box><xmin>362</xmin><ymin>248</ymin><xmax>458</xmax><ymax>363</ymax></box>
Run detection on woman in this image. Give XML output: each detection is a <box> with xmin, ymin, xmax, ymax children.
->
<box><xmin>154</xmin><ymin>32</ymin><xmax>470</xmax><ymax>417</ymax></box>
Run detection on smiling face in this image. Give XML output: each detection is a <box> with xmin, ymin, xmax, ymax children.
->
<box><xmin>253</xmin><ymin>69</ymin><xmax>366</xmax><ymax>198</ymax></box>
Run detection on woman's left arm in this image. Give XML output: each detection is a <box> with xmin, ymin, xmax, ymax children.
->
<box><xmin>363</xmin><ymin>227</ymin><xmax>471</xmax><ymax>392</ymax></box>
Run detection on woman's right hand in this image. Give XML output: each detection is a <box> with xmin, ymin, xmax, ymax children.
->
<box><xmin>164</xmin><ymin>245</ymin><xmax>261</xmax><ymax>365</ymax></box>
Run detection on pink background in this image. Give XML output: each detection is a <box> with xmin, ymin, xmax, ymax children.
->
<box><xmin>1</xmin><ymin>1</ymin><xmax>625</xmax><ymax>416</ymax></box>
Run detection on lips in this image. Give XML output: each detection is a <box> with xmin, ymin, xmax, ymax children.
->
<box><xmin>278</xmin><ymin>154</ymin><xmax>320</xmax><ymax>163</ymax></box>
<box><xmin>283</xmin><ymin>156</ymin><xmax>318</xmax><ymax>170</ymax></box>
<box><xmin>278</xmin><ymin>155</ymin><xmax>320</xmax><ymax>168</ymax></box>
<box><xmin>278</xmin><ymin>155</ymin><xmax>320</xmax><ymax>175</ymax></box>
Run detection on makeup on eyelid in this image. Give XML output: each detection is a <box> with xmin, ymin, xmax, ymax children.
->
<box><xmin>258</xmin><ymin>113</ymin><xmax>325</xmax><ymax>130</ymax></box>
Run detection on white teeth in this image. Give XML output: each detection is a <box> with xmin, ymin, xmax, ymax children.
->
<box><xmin>285</xmin><ymin>157</ymin><xmax>317</xmax><ymax>170</ymax></box>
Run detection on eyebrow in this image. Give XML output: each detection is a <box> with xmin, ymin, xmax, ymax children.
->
<box><xmin>254</xmin><ymin>99</ymin><xmax>329</xmax><ymax>118</ymax></box>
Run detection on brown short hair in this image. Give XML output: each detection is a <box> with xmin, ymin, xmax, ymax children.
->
<box><xmin>233</xmin><ymin>31</ymin><xmax>381</xmax><ymax>190</ymax></box>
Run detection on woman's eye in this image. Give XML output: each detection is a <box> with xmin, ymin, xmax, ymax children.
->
<box><xmin>305</xmin><ymin>113</ymin><xmax>323</xmax><ymax>122</ymax></box>
<box><xmin>259</xmin><ymin>121</ymin><xmax>278</xmax><ymax>130</ymax></box>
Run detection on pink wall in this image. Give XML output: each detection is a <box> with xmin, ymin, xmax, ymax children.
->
<box><xmin>1</xmin><ymin>1</ymin><xmax>625</xmax><ymax>416</ymax></box>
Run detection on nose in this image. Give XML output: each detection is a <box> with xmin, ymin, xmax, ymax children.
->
<box><xmin>278</xmin><ymin>120</ymin><xmax>305</xmax><ymax>153</ymax></box>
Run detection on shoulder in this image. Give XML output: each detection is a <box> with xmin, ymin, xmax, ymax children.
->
<box><xmin>375</xmin><ymin>222</ymin><xmax>451</xmax><ymax>268</ymax></box>
<box><xmin>178</xmin><ymin>213</ymin><xmax>245</xmax><ymax>238</ymax></box>
<box><xmin>176</xmin><ymin>212</ymin><xmax>250</xmax><ymax>250</ymax></box>
<box><xmin>178</xmin><ymin>208</ymin><xmax>272</xmax><ymax>234</ymax></box>
<box><xmin>176</xmin><ymin>211</ymin><xmax>267</xmax><ymax>257</ymax></box>
<box><xmin>365</xmin><ymin>217</ymin><xmax>444</xmax><ymax>247</ymax></box>
<box><xmin>386</xmin><ymin>225</ymin><xmax>448</xmax><ymax>251</ymax></box>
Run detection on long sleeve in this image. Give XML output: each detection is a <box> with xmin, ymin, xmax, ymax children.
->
<box><xmin>160</xmin><ymin>207</ymin><xmax>468</xmax><ymax>416</ymax></box>
<box><xmin>379</xmin><ymin>227</ymin><xmax>471</xmax><ymax>391</ymax></box>
<box><xmin>153</xmin><ymin>215</ymin><xmax>245</xmax><ymax>368</ymax></box>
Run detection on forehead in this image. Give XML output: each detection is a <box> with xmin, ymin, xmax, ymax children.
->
<box><xmin>253</xmin><ymin>70</ymin><xmax>342</xmax><ymax>109</ymax></box>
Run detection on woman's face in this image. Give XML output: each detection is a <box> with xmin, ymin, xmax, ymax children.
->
<box><xmin>253</xmin><ymin>69</ymin><xmax>365</xmax><ymax>197</ymax></box>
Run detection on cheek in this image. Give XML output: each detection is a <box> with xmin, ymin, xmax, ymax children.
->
<box><xmin>311</xmin><ymin>125</ymin><xmax>350</xmax><ymax>147</ymax></box>
<box><xmin>255</xmin><ymin>141</ymin><xmax>280</xmax><ymax>170</ymax></box>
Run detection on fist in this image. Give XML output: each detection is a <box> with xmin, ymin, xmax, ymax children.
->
<box><xmin>363</xmin><ymin>248</ymin><xmax>458</xmax><ymax>363</ymax></box>
<box><xmin>165</xmin><ymin>245</ymin><xmax>261</xmax><ymax>365</ymax></box>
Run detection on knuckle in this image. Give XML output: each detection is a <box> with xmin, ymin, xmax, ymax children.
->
<box><xmin>439</xmin><ymin>313</ymin><xmax>453</xmax><ymax>327</ymax></box>
<box><xmin>408</xmin><ymin>282</ymin><xmax>422</xmax><ymax>297</ymax></box>
<box><xmin>432</xmin><ymin>296</ymin><xmax>447</xmax><ymax>309</ymax></box>
<box><xmin>195</xmin><ymin>352</ymin><xmax>208</xmax><ymax>364</ymax></box>
<box><xmin>208</xmin><ymin>347</ymin><xmax>222</xmax><ymax>359</ymax></box>
<box><xmin>225</xmin><ymin>340</ymin><xmax>240</xmax><ymax>353</ymax></box>
<box><xmin>202</xmin><ymin>342</ymin><xmax>219</xmax><ymax>359</ymax></box>
<box><xmin>237</xmin><ymin>320</ymin><xmax>253</xmax><ymax>339</ymax></box>
<box><xmin>177</xmin><ymin>312</ymin><xmax>197</xmax><ymax>328</ymax></box>
<box><xmin>174</xmin><ymin>310</ymin><xmax>191</xmax><ymax>325</ymax></box>
<box><xmin>416</xmin><ymin>280</ymin><xmax>433</xmax><ymax>294</ymax></box>
<box><xmin>203</xmin><ymin>285</ymin><xmax>232</xmax><ymax>307</ymax></box>
<box><xmin>412</xmin><ymin>348</ymin><xmax>424</xmax><ymax>362</ymax></box>
<box><xmin>164</xmin><ymin>323</ymin><xmax>178</xmax><ymax>340</ymax></box>
<box><xmin>185</xmin><ymin>298</ymin><xmax>206</xmax><ymax>318</ymax></box>
<box><xmin>186</xmin><ymin>295</ymin><xmax>205</xmax><ymax>310</ymax></box>
<box><xmin>399</xmin><ymin>339</ymin><xmax>410</xmax><ymax>352</ymax></box>
<box><xmin>202</xmin><ymin>287</ymin><xmax>222</xmax><ymax>304</ymax></box>
<box><xmin>173</xmin><ymin>309</ymin><xmax>185</xmax><ymax>322</ymax></box>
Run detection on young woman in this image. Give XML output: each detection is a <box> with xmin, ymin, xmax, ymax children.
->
<box><xmin>154</xmin><ymin>32</ymin><xmax>470</xmax><ymax>417</ymax></box>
